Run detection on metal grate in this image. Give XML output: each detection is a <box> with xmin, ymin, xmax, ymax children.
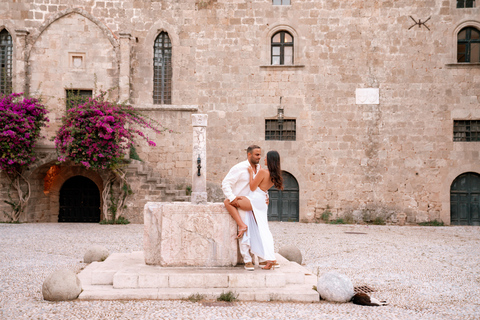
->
<box><xmin>0</xmin><ymin>29</ymin><xmax>13</xmax><ymax>95</ymax></box>
<box><xmin>153</xmin><ymin>32</ymin><xmax>172</xmax><ymax>105</ymax></box>
<box><xmin>265</xmin><ymin>119</ymin><xmax>296</xmax><ymax>141</ymax></box>
<box><xmin>457</xmin><ymin>0</ymin><xmax>476</xmax><ymax>8</ymax></box>
<box><xmin>454</xmin><ymin>120</ymin><xmax>480</xmax><ymax>141</ymax></box>
<box><xmin>354</xmin><ymin>286</ymin><xmax>375</xmax><ymax>294</ymax></box>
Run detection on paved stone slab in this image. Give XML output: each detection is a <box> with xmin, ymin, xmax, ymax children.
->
<box><xmin>79</xmin><ymin>252</ymin><xmax>319</xmax><ymax>302</ymax></box>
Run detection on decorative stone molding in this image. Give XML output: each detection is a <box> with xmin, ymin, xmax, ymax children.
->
<box><xmin>356</xmin><ymin>88</ymin><xmax>379</xmax><ymax>105</ymax></box>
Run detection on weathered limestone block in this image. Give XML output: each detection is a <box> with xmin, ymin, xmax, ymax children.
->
<box><xmin>144</xmin><ymin>202</ymin><xmax>237</xmax><ymax>267</ymax></box>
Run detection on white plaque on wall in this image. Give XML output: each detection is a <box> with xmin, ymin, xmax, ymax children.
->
<box><xmin>356</xmin><ymin>88</ymin><xmax>379</xmax><ymax>105</ymax></box>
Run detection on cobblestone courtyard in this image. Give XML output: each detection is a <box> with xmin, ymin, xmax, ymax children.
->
<box><xmin>1</xmin><ymin>222</ymin><xmax>479</xmax><ymax>319</ymax></box>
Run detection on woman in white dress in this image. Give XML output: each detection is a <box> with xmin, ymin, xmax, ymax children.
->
<box><xmin>223</xmin><ymin>150</ymin><xmax>284</xmax><ymax>270</ymax></box>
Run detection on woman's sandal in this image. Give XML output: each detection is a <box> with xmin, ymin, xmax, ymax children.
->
<box><xmin>236</xmin><ymin>227</ymin><xmax>248</xmax><ymax>239</ymax></box>
<box><xmin>261</xmin><ymin>261</ymin><xmax>276</xmax><ymax>270</ymax></box>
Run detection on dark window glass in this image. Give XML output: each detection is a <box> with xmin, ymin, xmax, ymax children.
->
<box><xmin>457</xmin><ymin>27</ymin><xmax>480</xmax><ymax>63</ymax></box>
<box><xmin>265</xmin><ymin>119</ymin><xmax>296</xmax><ymax>141</ymax></box>
<box><xmin>0</xmin><ymin>29</ymin><xmax>13</xmax><ymax>95</ymax></box>
<box><xmin>457</xmin><ymin>0</ymin><xmax>475</xmax><ymax>8</ymax></box>
<box><xmin>454</xmin><ymin>120</ymin><xmax>480</xmax><ymax>141</ymax></box>
<box><xmin>271</xmin><ymin>31</ymin><xmax>294</xmax><ymax>65</ymax></box>
<box><xmin>153</xmin><ymin>32</ymin><xmax>172</xmax><ymax>105</ymax></box>
<box><xmin>66</xmin><ymin>89</ymin><xmax>92</xmax><ymax>109</ymax></box>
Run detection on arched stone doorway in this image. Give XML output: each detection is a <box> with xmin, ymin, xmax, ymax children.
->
<box><xmin>59</xmin><ymin>176</ymin><xmax>101</xmax><ymax>223</ymax></box>
<box><xmin>451</xmin><ymin>172</ymin><xmax>480</xmax><ymax>226</ymax></box>
<box><xmin>267</xmin><ymin>171</ymin><xmax>299</xmax><ymax>221</ymax></box>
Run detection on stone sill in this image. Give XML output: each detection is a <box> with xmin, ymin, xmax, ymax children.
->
<box><xmin>445</xmin><ymin>63</ymin><xmax>480</xmax><ymax>69</ymax></box>
<box><xmin>135</xmin><ymin>105</ymin><xmax>199</xmax><ymax>111</ymax></box>
<box><xmin>260</xmin><ymin>65</ymin><xmax>305</xmax><ymax>70</ymax></box>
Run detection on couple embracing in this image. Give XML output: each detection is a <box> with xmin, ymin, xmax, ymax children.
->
<box><xmin>222</xmin><ymin>145</ymin><xmax>283</xmax><ymax>271</ymax></box>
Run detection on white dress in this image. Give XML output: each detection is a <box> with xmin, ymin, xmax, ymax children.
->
<box><xmin>240</xmin><ymin>188</ymin><xmax>276</xmax><ymax>261</ymax></box>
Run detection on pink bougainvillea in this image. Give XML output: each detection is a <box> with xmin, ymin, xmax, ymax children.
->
<box><xmin>0</xmin><ymin>93</ymin><xmax>49</xmax><ymax>174</ymax></box>
<box><xmin>55</xmin><ymin>93</ymin><xmax>166</xmax><ymax>170</ymax></box>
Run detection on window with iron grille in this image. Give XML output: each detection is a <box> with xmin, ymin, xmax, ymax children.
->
<box><xmin>0</xmin><ymin>29</ymin><xmax>13</xmax><ymax>95</ymax></box>
<box><xmin>265</xmin><ymin>119</ymin><xmax>296</xmax><ymax>141</ymax></box>
<box><xmin>273</xmin><ymin>0</ymin><xmax>291</xmax><ymax>5</ymax></box>
<box><xmin>457</xmin><ymin>0</ymin><xmax>475</xmax><ymax>8</ymax></box>
<box><xmin>458</xmin><ymin>27</ymin><xmax>480</xmax><ymax>63</ymax></box>
<box><xmin>454</xmin><ymin>120</ymin><xmax>480</xmax><ymax>141</ymax></box>
<box><xmin>66</xmin><ymin>89</ymin><xmax>92</xmax><ymax>109</ymax></box>
<box><xmin>271</xmin><ymin>31</ymin><xmax>294</xmax><ymax>65</ymax></box>
<box><xmin>153</xmin><ymin>32</ymin><xmax>172</xmax><ymax>105</ymax></box>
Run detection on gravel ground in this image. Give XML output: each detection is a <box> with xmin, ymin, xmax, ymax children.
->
<box><xmin>0</xmin><ymin>222</ymin><xmax>479</xmax><ymax>319</ymax></box>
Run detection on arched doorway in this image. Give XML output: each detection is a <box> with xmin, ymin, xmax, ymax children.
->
<box><xmin>451</xmin><ymin>172</ymin><xmax>480</xmax><ymax>226</ymax></box>
<box><xmin>59</xmin><ymin>176</ymin><xmax>101</xmax><ymax>222</ymax></box>
<box><xmin>267</xmin><ymin>171</ymin><xmax>299</xmax><ymax>221</ymax></box>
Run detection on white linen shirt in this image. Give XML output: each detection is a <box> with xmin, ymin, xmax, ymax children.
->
<box><xmin>222</xmin><ymin>160</ymin><xmax>259</xmax><ymax>202</ymax></box>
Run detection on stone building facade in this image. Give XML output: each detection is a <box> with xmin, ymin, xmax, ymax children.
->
<box><xmin>0</xmin><ymin>0</ymin><xmax>479</xmax><ymax>225</ymax></box>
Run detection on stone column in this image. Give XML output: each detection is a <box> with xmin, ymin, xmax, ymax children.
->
<box><xmin>118</xmin><ymin>33</ymin><xmax>132</xmax><ymax>102</ymax></box>
<box><xmin>14</xmin><ymin>29</ymin><xmax>29</xmax><ymax>94</ymax></box>
<box><xmin>191</xmin><ymin>114</ymin><xmax>208</xmax><ymax>204</ymax></box>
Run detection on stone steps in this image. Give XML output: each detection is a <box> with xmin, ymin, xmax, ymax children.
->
<box><xmin>78</xmin><ymin>252</ymin><xmax>319</xmax><ymax>302</ymax></box>
<box><xmin>124</xmin><ymin>160</ymin><xmax>190</xmax><ymax>203</ymax></box>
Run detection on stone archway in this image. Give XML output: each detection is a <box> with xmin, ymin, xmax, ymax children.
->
<box><xmin>267</xmin><ymin>171</ymin><xmax>299</xmax><ymax>221</ymax></box>
<box><xmin>59</xmin><ymin>176</ymin><xmax>101</xmax><ymax>222</ymax></box>
<box><xmin>26</xmin><ymin>162</ymin><xmax>104</xmax><ymax>222</ymax></box>
<box><xmin>451</xmin><ymin>172</ymin><xmax>480</xmax><ymax>226</ymax></box>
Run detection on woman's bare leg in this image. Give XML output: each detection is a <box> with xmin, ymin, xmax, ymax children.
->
<box><xmin>224</xmin><ymin>199</ymin><xmax>248</xmax><ymax>232</ymax></box>
<box><xmin>236</xmin><ymin>197</ymin><xmax>253</xmax><ymax>212</ymax></box>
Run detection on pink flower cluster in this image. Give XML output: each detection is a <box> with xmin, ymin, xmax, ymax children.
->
<box><xmin>0</xmin><ymin>93</ymin><xmax>49</xmax><ymax>174</ymax></box>
<box><xmin>55</xmin><ymin>94</ymin><xmax>165</xmax><ymax>170</ymax></box>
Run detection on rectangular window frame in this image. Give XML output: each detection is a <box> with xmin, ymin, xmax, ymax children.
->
<box><xmin>65</xmin><ymin>89</ymin><xmax>93</xmax><ymax>110</ymax></box>
<box><xmin>273</xmin><ymin>0</ymin><xmax>291</xmax><ymax>5</ymax></box>
<box><xmin>265</xmin><ymin>119</ymin><xmax>296</xmax><ymax>141</ymax></box>
<box><xmin>457</xmin><ymin>0</ymin><xmax>476</xmax><ymax>8</ymax></box>
<box><xmin>453</xmin><ymin>120</ymin><xmax>480</xmax><ymax>141</ymax></box>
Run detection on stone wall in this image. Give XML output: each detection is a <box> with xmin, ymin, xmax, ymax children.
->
<box><xmin>1</xmin><ymin>0</ymin><xmax>479</xmax><ymax>224</ymax></box>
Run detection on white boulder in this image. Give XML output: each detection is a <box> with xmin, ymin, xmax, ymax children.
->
<box><xmin>278</xmin><ymin>245</ymin><xmax>302</xmax><ymax>264</ymax></box>
<box><xmin>42</xmin><ymin>269</ymin><xmax>82</xmax><ymax>301</ymax></box>
<box><xmin>316</xmin><ymin>271</ymin><xmax>354</xmax><ymax>302</ymax></box>
<box><xmin>84</xmin><ymin>245</ymin><xmax>109</xmax><ymax>263</ymax></box>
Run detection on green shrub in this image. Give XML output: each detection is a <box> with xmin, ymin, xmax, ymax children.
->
<box><xmin>99</xmin><ymin>216</ymin><xmax>130</xmax><ymax>225</ymax></box>
<box><xmin>321</xmin><ymin>205</ymin><xmax>332</xmax><ymax>222</ymax></box>
<box><xmin>418</xmin><ymin>219</ymin><xmax>444</xmax><ymax>226</ymax></box>
<box><xmin>187</xmin><ymin>293</ymin><xmax>204</xmax><ymax>302</ymax></box>
<box><xmin>329</xmin><ymin>218</ymin><xmax>346</xmax><ymax>224</ymax></box>
<box><xmin>217</xmin><ymin>291</ymin><xmax>238</xmax><ymax>302</ymax></box>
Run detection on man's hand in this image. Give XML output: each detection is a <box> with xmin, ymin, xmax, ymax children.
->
<box><xmin>230</xmin><ymin>197</ymin><xmax>241</xmax><ymax>208</ymax></box>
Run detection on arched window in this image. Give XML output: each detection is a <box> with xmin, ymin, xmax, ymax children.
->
<box><xmin>153</xmin><ymin>32</ymin><xmax>172</xmax><ymax>104</ymax></box>
<box><xmin>271</xmin><ymin>31</ymin><xmax>294</xmax><ymax>65</ymax></box>
<box><xmin>457</xmin><ymin>27</ymin><xmax>480</xmax><ymax>63</ymax></box>
<box><xmin>0</xmin><ymin>29</ymin><xmax>13</xmax><ymax>95</ymax></box>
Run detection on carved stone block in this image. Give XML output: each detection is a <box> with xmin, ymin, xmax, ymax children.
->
<box><xmin>144</xmin><ymin>202</ymin><xmax>238</xmax><ymax>267</ymax></box>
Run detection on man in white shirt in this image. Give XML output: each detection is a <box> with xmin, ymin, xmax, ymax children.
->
<box><xmin>222</xmin><ymin>145</ymin><xmax>261</xmax><ymax>270</ymax></box>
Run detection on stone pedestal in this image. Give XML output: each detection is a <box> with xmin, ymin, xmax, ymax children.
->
<box><xmin>144</xmin><ymin>202</ymin><xmax>238</xmax><ymax>267</ymax></box>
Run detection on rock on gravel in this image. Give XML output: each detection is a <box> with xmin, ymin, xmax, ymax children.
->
<box><xmin>84</xmin><ymin>245</ymin><xmax>109</xmax><ymax>263</ymax></box>
<box><xmin>317</xmin><ymin>271</ymin><xmax>354</xmax><ymax>303</ymax></box>
<box><xmin>42</xmin><ymin>269</ymin><xmax>82</xmax><ymax>301</ymax></box>
<box><xmin>278</xmin><ymin>245</ymin><xmax>302</xmax><ymax>264</ymax></box>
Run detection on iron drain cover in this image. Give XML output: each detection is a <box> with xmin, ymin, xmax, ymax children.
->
<box><xmin>354</xmin><ymin>285</ymin><xmax>375</xmax><ymax>293</ymax></box>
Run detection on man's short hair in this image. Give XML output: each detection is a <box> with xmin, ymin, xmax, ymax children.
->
<box><xmin>247</xmin><ymin>145</ymin><xmax>261</xmax><ymax>154</ymax></box>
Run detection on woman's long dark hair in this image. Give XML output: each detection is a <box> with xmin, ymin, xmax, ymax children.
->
<box><xmin>267</xmin><ymin>150</ymin><xmax>283</xmax><ymax>190</ymax></box>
